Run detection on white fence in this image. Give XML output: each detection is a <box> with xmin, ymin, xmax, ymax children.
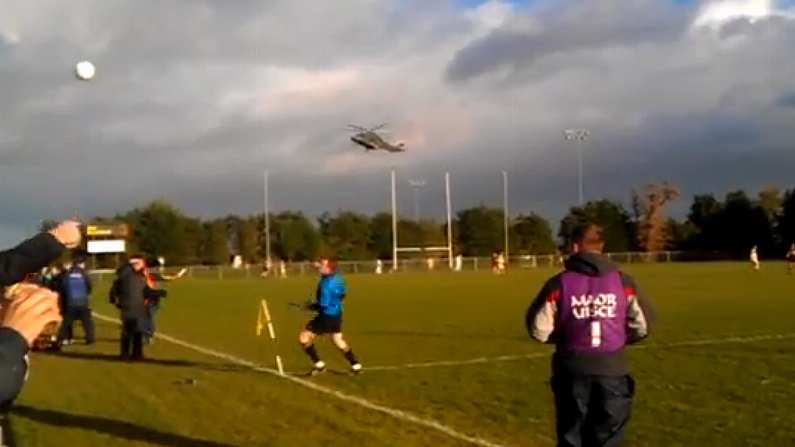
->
<box><xmin>89</xmin><ymin>251</ymin><xmax>683</xmax><ymax>281</ymax></box>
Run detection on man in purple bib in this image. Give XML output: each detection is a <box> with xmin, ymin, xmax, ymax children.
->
<box><xmin>527</xmin><ymin>224</ymin><xmax>655</xmax><ymax>447</ymax></box>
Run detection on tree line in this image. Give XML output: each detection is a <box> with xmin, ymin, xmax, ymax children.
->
<box><xmin>76</xmin><ymin>184</ymin><xmax>795</xmax><ymax>265</ymax></box>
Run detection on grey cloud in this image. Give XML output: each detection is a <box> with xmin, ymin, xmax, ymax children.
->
<box><xmin>0</xmin><ymin>0</ymin><xmax>794</xmax><ymax>246</ymax></box>
<box><xmin>778</xmin><ymin>92</ymin><xmax>795</xmax><ymax>108</ymax></box>
<box><xmin>446</xmin><ymin>0</ymin><xmax>692</xmax><ymax>82</ymax></box>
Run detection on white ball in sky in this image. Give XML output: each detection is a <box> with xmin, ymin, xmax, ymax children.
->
<box><xmin>75</xmin><ymin>61</ymin><xmax>96</xmax><ymax>81</ymax></box>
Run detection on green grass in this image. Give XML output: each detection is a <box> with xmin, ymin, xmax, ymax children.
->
<box><xmin>10</xmin><ymin>263</ymin><xmax>795</xmax><ymax>446</ymax></box>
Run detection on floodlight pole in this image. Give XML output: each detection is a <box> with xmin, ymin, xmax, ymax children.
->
<box><xmin>445</xmin><ymin>172</ymin><xmax>454</xmax><ymax>269</ymax></box>
<box><xmin>264</xmin><ymin>170</ymin><xmax>271</xmax><ymax>264</ymax></box>
<box><xmin>563</xmin><ymin>129</ymin><xmax>591</xmax><ymax>206</ymax></box>
<box><xmin>502</xmin><ymin>170</ymin><xmax>509</xmax><ymax>261</ymax></box>
<box><xmin>391</xmin><ymin>169</ymin><xmax>398</xmax><ymax>271</ymax></box>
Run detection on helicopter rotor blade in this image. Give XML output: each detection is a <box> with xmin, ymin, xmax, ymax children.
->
<box><xmin>347</xmin><ymin>124</ymin><xmax>368</xmax><ymax>132</ymax></box>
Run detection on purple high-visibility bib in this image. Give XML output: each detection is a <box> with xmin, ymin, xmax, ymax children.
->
<box><xmin>557</xmin><ymin>271</ymin><xmax>627</xmax><ymax>354</ymax></box>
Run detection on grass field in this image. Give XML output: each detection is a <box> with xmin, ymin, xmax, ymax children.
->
<box><xmin>9</xmin><ymin>263</ymin><xmax>795</xmax><ymax>446</ymax></box>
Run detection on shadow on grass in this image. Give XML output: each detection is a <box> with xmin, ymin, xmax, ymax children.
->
<box><xmin>12</xmin><ymin>406</ymin><xmax>240</xmax><ymax>447</ymax></box>
<box><xmin>46</xmin><ymin>351</ymin><xmax>250</xmax><ymax>373</ymax></box>
<box><xmin>360</xmin><ymin>329</ymin><xmax>525</xmax><ymax>341</ymax></box>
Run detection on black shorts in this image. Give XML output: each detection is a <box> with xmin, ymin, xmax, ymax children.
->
<box><xmin>306</xmin><ymin>315</ymin><xmax>342</xmax><ymax>335</ymax></box>
<box><xmin>788</xmin><ymin>255</ymin><xmax>795</xmax><ymax>263</ymax></box>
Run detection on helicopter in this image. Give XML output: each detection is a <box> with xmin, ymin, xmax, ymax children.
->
<box><xmin>348</xmin><ymin>124</ymin><xmax>406</xmax><ymax>153</ymax></box>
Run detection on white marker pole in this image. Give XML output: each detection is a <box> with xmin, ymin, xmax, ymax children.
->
<box><xmin>502</xmin><ymin>170</ymin><xmax>509</xmax><ymax>262</ymax></box>
<box><xmin>261</xmin><ymin>299</ymin><xmax>284</xmax><ymax>376</ymax></box>
<box><xmin>445</xmin><ymin>172</ymin><xmax>454</xmax><ymax>269</ymax></box>
<box><xmin>391</xmin><ymin>169</ymin><xmax>399</xmax><ymax>272</ymax></box>
<box><xmin>264</xmin><ymin>170</ymin><xmax>272</xmax><ymax>265</ymax></box>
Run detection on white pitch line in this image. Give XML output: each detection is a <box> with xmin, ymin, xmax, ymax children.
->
<box><xmin>92</xmin><ymin>312</ymin><xmax>509</xmax><ymax>447</ymax></box>
<box><xmin>364</xmin><ymin>333</ymin><xmax>795</xmax><ymax>372</ymax></box>
<box><xmin>366</xmin><ymin>353</ymin><xmax>550</xmax><ymax>371</ymax></box>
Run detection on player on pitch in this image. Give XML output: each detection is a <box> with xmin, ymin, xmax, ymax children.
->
<box><xmin>298</xmin><ymin>257</ymin><xmax>362</xmax><ymax>375</ymax></box>
<box><xmin>526</xmin><ymin>224</ymin><xmax>655</xmax><ymax>447</ymax></box>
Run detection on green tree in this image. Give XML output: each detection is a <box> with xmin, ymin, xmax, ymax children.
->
<box><xmin>398</xmin><ymin>219</ymin><xmax>445</xmax><ymax>248</ymax></box>
<box><xmin>779</xmin><ymin>189</ymin><xmax>795</xmax><ymax>250</ymax></box>
<box><xmin>721</xmin><ymin>190</ymin><xmax>774</xmax><ymax>257</ymax></box>
<box><xmin>368</xmin><ymin>212</ymin><xmax>393</xmax><ymax>259</ymax></box>
<box><xmin>201</xmin><ymin>220</ymin><xmax>229</xmax><ymax>265</ymax></box>
<box><xmin>223</xmin><ymin>215</ymin><xmax>260</xmax><ymax>263</ymax></box>
<box><xmin>122</xmin><ymin>201</ymin><xmax>196</xmax><ymax>264</ymax></box>
<box><xmin>181</xmin><ymin>217</ymin><xmax>203</xmax><ymax>265</ymax></box>
<box><xmin>512</xmin><ymin>213</ymin><xmax>556</xmax><ymax>254</ymax></box>
<box><xmin>455</xmin><ymin>206</ymin><xmax>503</xmax><ymax>256</ymax></box>
<box><xmin>272</xmin><ymin>212</ymin><xmax>320</xmax><ymax>261</ymax></box>
<box><xmin>686</xmin><ymin>194</ymin><xmax>723</xmax><ymax>251</ymax></box>
<box><xmin>319</xmin><ymin>211</ymin><xmax>371</xmax><ymax>260</ymax></box>
<box><xmin>237</xmin><ymin>217</ymin><xmax>260</xmax><ymax>263</ymax></box>
<box><xmin>664</xmin><ymin>219</ymin><xmax>697</xmax><ymax>250</ymax></box>
<box><xmin>758</xmin><ymin>186</ymin><xmax>783</xmax><ymax>221</ymax></box>
<box><xmin>559</xmin><ymin>200</ymin><xmax>634</xmax><ymax>252</ymax></box>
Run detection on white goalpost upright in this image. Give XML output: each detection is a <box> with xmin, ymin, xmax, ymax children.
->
<box><xmin>390</xmin><ymin>169</ymin><xmax>454</xmax><ymax>271</ymax></box>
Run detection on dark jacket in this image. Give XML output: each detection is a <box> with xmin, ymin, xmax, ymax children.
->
<box><xmin>56</xmin><ymin>265</ymin><xmax>93</xmax><ymax>309</ymax></box>
<box><xmin>0</xmin><ymin>233</ymin><xmax>65</xmax><ymax>410</ymax></box>
<box><xmin>526</xmin><ymin>252</ymin><xmax>656</xmax><ymax>376</ymax></box>
<box><xmin>0</xmin><ymin>234</ymin><xmax>64</xmax><ymax>288</ymax></box>
<box><xmin>110</xmin><ymin>264</ymin><xmax>147</xmax><ymax>319</ymax></box>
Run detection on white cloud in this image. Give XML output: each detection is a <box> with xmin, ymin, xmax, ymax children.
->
<box><xmin>466</xmin><ymin>0</ymin><xmax>515</xmax><ymax>31</ymax></box>
<box><xmin>693</xmin><ymin>0</ymin><xmax>794</xmax><ymax>29</ymax></box>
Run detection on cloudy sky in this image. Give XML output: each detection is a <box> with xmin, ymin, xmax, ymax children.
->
<box><xmin>1</xmin><ymin>0</ymin><xmax>794</xmax><ymax>245</ymax></box>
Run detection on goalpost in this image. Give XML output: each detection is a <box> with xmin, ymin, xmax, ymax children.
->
<box><xmin>390</xmin><ymin>169</ymin><xmax>454</xmax><ymax>271</ymax></box>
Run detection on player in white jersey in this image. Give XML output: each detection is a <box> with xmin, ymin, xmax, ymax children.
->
<box><xmin>750</xmin><ymin>246</ymin><xmax>760</xmax><ymax>271</ymax></box>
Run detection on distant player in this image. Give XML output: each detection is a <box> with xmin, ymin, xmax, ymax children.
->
<box><xmin>260</xmin><ymin>259</ymin><xmax>272</xmax><ymax>278</ymax></box>
<box><xmin>527</xmin><ymin>224</ymin><xmax>655</xmax><ymax>447</ymax></box>
<box><xmin>495</xmin><ymin>251</ymin><xmax>506</xmax><ymax>274</ymax></box>
<box><xmin>750</xmin><ymin>246</ymin><xmax>760</xmax><ymax>271</ymax></box>
<box><xmin>375</xmin><ymin>259</ymin><xmax>383</xmax><ymax>275</ymax></box>
<box><xmin>787</xmin><ymin>244</ymin><xmax>795</xmax><ymax>275</ymax></box>
<box><xmin>454</xmin><ymin>254</ymin><xmax>463</xmax><ymax>272</ymax></box>
<box><xmin>298</xmin><ymin>258</ymin><xmax>362</xmax><ymax>375</ymax></box>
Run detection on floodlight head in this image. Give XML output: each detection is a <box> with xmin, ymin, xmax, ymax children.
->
<box><xmin>563</xmin><ymin>129</ymin><xmax>591</xmax><ymax>141</ymax></box>
<box><xmin>408</xmin><ymin>179</ymin><xmax>427</xmax><ymax>188</ymax></box>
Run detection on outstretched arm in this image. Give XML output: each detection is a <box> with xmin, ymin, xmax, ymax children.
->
<box><xmin>0</xmin><ymin>234</ymin><xmax>65</xmax><ymax>288</ymax></box>
<box><xmin>526</xmin><ymin>276</ymin><xmax>561</xmax><ymax>344</ymax></box>
<box><xmin>621</xmin><ymin>273</ymin><xmax>655</xmax><ymax>344</ymax></box>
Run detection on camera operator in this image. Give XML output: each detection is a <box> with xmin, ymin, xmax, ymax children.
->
<box><xmin>0</xmin><ymin>221</ymin><xmax>81</xmax><ymax>409</ymax></box>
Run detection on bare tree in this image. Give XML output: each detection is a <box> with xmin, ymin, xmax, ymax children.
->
<box><xmin>634</xmin><ymin>183</ymin><xmax>680</xmax><ymax>252</ymax></box>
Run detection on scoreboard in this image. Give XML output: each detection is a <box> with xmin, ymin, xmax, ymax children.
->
<box><xmin>86</xmin><ymin>223</ymin><xmax>129</xmax><ymax>238</ymax></box>
<box><xmin>86</xmin><ymin>223</ymin><xmax>129</xmax><ymax>254</ymax></box>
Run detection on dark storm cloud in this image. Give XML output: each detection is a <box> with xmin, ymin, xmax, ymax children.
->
<box><xmin>0</xmin><ymin>0</ymin><xmax>794</xmax><ymax>245</ymax></box>
<box><xmin>779</xmin><ymin>91</ymin><xmax>795</xmax><ymax>108</ymax></box>
<box><xmin>445</xmin><ymin>0</ymin><xmax>693</xmax><ymax>82</ymax></box>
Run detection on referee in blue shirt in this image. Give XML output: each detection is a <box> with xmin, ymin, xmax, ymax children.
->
<box><xmin>298</xmin><ymin>258</ymin><xmax>362</xmax><ymax>375</ymax></box>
